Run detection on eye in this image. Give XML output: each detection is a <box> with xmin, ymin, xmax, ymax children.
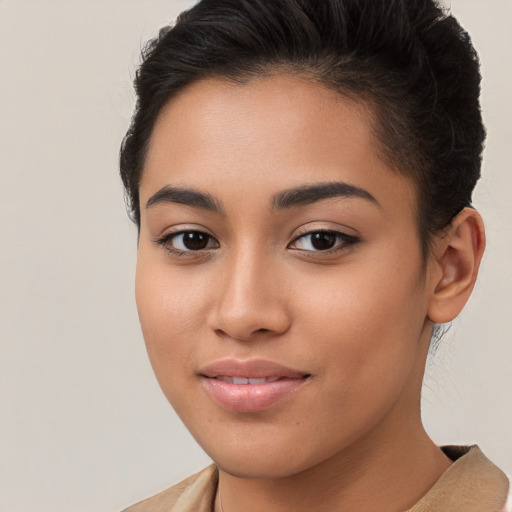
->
<box><xmin>289</xmin><ymin>230</ymin><xmax>358</xmax><ymax>252</ymax></box>
<box><xmin>155</xmin><ymin>230</ymin><xmax>219</xmax><ymax>254</ymax></box>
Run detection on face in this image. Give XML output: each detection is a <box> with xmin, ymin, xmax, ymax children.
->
<box><xmin>136</xmin><ymin>75</ymin><xmax>436</xmax><ymax>479</ymax></box>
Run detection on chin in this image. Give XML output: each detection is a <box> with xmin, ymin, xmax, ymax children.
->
<box><xmin>214</xmin><ymin>453</ymin><xmax>312</xmax><ymax>480</ymax></box>
<box><xmin>194</xmin><ymin>426</ymin><xmax>332</xmax><ymax>480</ymax></box>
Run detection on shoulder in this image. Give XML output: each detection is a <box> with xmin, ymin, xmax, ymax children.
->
<box><xmin>122</xmin><ymin>465</ymin><xmax>218</xmax><ymax>512</ymax></box>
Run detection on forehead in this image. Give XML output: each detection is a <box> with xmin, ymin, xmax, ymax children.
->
<box><xmin>147</xmin><ymin>74</ymin><xmax>374</xmax><ymax>169</ymax></box>
<box><xmin>141</xmin><ymin>75</ymin><xmax>416</xmax><ymax>217</ymax></box>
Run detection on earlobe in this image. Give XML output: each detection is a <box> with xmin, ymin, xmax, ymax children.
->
<box><xmin>428</xmin><ymin>208</ymin><xmax>486</xmax><ymax>324</ymax></box>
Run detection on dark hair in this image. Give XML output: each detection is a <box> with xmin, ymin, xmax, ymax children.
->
<box><xmin>120</xmin><ymin>0</ymin><xmax>484</xmax><ymax>255</ymax></box>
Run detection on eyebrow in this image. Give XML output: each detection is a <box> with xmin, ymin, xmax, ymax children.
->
<box><xmin>145</xmin><ymin>181</ymin><xmax>379</xmax><ymax>214</ymax></box>
<box><xmin>272</xmin><ymin>182</ymin><xmax>380</xmax><ymax>210</ymax></box>
<box><xmin>146</xmin><ymin>185</ymin><xmax>224</xmax><ymax>214</ymax></box>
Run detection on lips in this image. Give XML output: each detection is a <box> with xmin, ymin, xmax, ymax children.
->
<box><xmin>216</xmin><ymin>376</ymin><xmax>281</xmax><ymax>384</ymax></box>
<box><xmin>199</xmin><ymin>359</ymin><xmax>310</xmax><ymax>413</ymax></box>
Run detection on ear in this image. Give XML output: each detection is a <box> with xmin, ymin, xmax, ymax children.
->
<box><xmin>427</xmin><ymin>208</ymin><xmax>486</xmax><ymax>324</ymax></box>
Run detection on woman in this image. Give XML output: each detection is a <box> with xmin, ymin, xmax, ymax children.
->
<box><xmin>120</xmin><ymin>0</ymin><xmax>510</xmax><ymax>510</ymax></box>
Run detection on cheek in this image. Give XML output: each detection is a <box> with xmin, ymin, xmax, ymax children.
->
<box><xmin>290</xmin><ymin>274</ymin><xmax>426</xmax><ymax>461</ymax></box>
<box><xmin>135</xmin><ymin>252</ymin><xmax>211</xmax><ymax>382</ymax></box>
<box><xmin>294</xmin><ymin>254</ymin><xmax>427</xmax><ymax>389</ymax></box>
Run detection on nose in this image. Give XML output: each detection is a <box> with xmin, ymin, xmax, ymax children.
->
<box><xmin>207</xmin><ymin>249</ymin><xmax>292</xmax><ymax>342</ymax></box>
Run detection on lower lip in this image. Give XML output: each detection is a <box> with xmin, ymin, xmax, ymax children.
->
<box><xmin>201</xmin><ymin>377</ymin><xmax>307</xmax><ymax>413</ymax></box>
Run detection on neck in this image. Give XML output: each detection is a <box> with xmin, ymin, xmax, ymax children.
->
<box><xmin>216</xmin><ymin>421</ymin><xmax>451</xmax><ymax>512</ymax></box>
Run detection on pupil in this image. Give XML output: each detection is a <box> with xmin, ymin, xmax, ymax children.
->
<box><xmin>311</xmin><ymin>232</ymin><xmax>336</xmax><ymax>250</ymax></box>
<box><xmin>183</xmin><ymin>232</ymin><xmax>208</xmax><ymax>250</ymax></box>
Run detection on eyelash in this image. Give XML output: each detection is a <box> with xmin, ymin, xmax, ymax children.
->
<box><xmin>288</xmin><ymin>230</ymin><xmax>359</xmax><ymax>255</ymax></box>
<box><xmin>154</xmin><ymin>229</ymin><xmax>359</xmax><ymax>257</ymax></box>
<box><xmin>154</xmin><ymin>230</ymin><xmax>219</xmax><ymax>257</ymax></box>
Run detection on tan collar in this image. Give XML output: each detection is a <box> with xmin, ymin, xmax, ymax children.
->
<box><xmin>123</xmin><ymin>445</ymin><xmax>509</xmax><ymax>512</ymax></box>
<box><xmin>410</xmin><ymin>445</ymin><xmax>509</xmax><ymax>512</ymax></box>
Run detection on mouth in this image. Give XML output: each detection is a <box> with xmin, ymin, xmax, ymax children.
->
<box><xmin>199</xmin><ymin>359</ymin><xmax>311</xmax><ymax>413</ymax></box>
<box><xmin>215</xmin><ymin>376</ymin><xmax>282</xmax><ymax>384</ymax></box>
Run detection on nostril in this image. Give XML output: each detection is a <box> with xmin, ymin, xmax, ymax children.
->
<box><xmin>209</xmin><ymin>304</ymin><xmax>292</xmax><ymax>341</ymax></box>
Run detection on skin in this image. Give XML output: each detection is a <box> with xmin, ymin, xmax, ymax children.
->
<box><xmin>135</xmin><ymin>75</ymin><xmax>485</xmax><ymax>512</ymax></box>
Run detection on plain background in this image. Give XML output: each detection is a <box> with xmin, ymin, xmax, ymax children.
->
<box><xmin>0</xmin><ymin>1</ymin><xmax>510</xmax><ymax>511</ymax></box>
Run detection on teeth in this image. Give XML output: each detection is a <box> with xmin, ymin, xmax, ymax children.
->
<box><xmin>248</xmin><ymin>378</ymin><xmax>266</xmax><ymax>385</ymax></box>
<box><xmin>217</xmin><ymin>376</ymin><xmax>281</xmax><ymax>384</ymax></box>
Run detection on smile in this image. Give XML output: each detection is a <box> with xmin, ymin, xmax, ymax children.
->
<box><xmin>199</xmin><ymin>359</ymin><xmax>310</xmax><ymax>413</ymax></box>
<box><xmin>215</xmin><ymin>376</ymin><xmax>281</xmax><ymax>384</ymax></box>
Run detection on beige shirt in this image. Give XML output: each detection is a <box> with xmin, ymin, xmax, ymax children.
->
<box><xmin>123</xmin><ymin>446</ymin><xmax>510</xmax><ymax>512</ymax></box>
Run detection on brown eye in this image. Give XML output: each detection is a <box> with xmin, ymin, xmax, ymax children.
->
<box><xmin>156</xmin><ymin>230</ymin><xmax>219</xmax><ymax>253</ymax></box>
<box><xmin>310</xmin><ymin>232</ymin><xmax>337</xmax><ymax>250</ymax></box>
<box><xmin>181</xmin><ymin>231</ymin><xmax>210</xmax><ymax>250</ymax></box>
<box><xmin>289</xmin><ymin>230</ymin><xmax>359</xmax><ymax>253</ymax></box>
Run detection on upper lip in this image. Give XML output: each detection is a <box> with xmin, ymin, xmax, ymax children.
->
<box><xmin>199</xmin><ymin>358</ymin><xmax>309</xmax><ymax>379</ymax></box>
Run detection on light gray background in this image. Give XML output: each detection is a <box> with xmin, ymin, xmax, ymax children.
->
<box><xmin>1</xmin><ymin>1</ymin><xmax>510</xmax><ymax>511</ymax></box>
